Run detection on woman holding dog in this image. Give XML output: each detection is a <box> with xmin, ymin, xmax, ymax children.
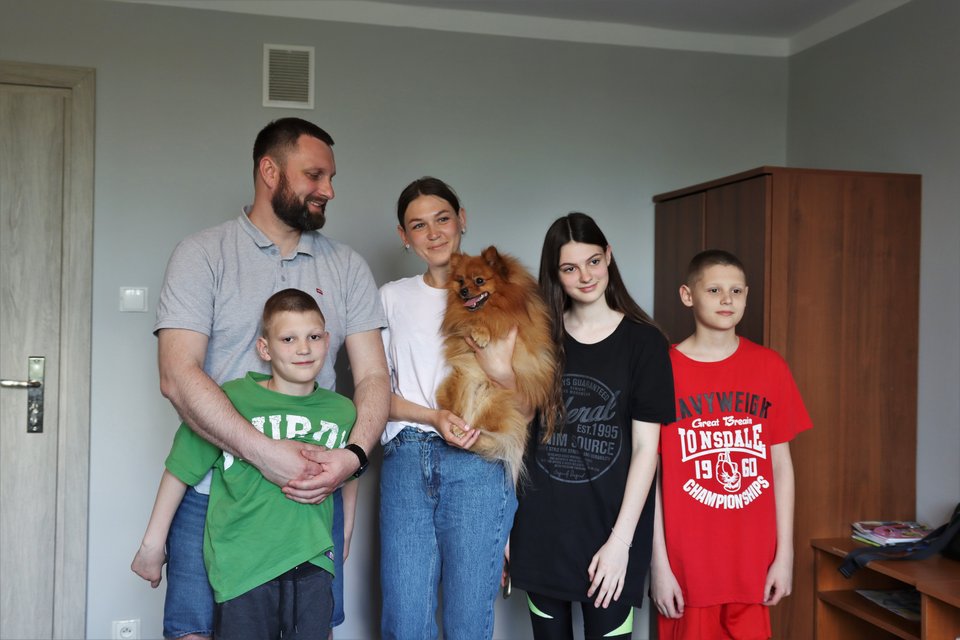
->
<box><xmin>378</xmin><ymin>177</ymin><xmax>519</xmax><ymax>640</ymax></box>
<box><xmin>510</xmin><ymin>212</ymin><xmax>675</xmax><ymax>639</ymax></box>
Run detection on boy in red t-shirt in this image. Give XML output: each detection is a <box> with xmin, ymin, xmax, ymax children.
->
<box><xmin>652</xmin><ymin>250</ymin><xmax>812</xmax><ymax>640</ymax></box>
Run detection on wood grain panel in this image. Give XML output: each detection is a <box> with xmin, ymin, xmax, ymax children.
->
<box><xmin>653</xmin><ymin>193</ymin><xmax>704</xmax><ymax>343</ymax></box>
<box><xmin>0</xmin><ymin>87</ymin><xmax>64</xmax><ymax>640</ymax></box>
<box><xmin>767</xmin><ymin>171</ymin><xmax>849</xmax><ymax>640</ymax></box>
<box><xmin>0</xmin><ymin>61</ymin><xmax>94</xmax><ymax>640</ymax></box>
<box><xmin>704</xmin><ymin>175</ymin><xmax>769</xmax><ymax>345</ymax></box>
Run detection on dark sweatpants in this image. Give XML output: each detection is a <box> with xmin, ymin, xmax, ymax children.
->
<box><xmin>214</xmin><ymin>563</ymin><xmax>333</xmax><ymax>640</ymax></box>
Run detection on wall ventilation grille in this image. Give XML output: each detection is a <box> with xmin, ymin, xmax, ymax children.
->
<box><xmin>263</xmin><ymin>44</ymin><xmax>314</xmax><ymax>109</ymax></box>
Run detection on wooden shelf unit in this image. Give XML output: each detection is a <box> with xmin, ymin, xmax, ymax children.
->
<box><xmin>812</xmin><ymin>538</ymin><xmax>960</xmax><ymax>640</ymax></box>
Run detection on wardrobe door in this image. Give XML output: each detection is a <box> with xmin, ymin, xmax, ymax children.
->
<box><xmin>703</xmin><ymin>175</ymin><xmax>769</xmax><ymax>345</ymax></box>
<box><xmin>653</xmin><ymin>192</ymin><xmax>704</xmax><ymax>343</ymax></box>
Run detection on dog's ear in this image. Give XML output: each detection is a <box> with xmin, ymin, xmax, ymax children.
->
<box><xmin>482</xmin><ymin>245</ymin><xmax>502</xmax><ymax>267</ymax></box>
<box><xmin>449</xmin><ymin>252</ymin><xmax>463</xmax><ymax>272</ymax></box>
<box><xmin>482</xmin><ymin>245</ymin><xmax>510</xmax><ymax>278</ymax></box>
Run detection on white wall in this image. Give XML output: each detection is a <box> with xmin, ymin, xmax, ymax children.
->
<box><xmin>11</xmin><ymin>0</ymin><xmax>952</xmax><ymax>638</ymax></box>
<box><xmin>787</xmin><ymin>0</ymin><xmax>960</xmax><ymax>527</ymax></box>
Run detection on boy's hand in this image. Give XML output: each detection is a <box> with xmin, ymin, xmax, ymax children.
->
<box><xmin>342</xmin><ymin>529</ymin><xmax>352</xmax><ymax>562</ymax></box>
<box><xmin>650</xmin><ymin>561</ymin><xmax>685</xmax><ymax>618</ymax></box>
<box><xmin>131</xmin><ymin>541</ymin><xmax>166</xmax><ymax>589</ymax></box>
<box><xmin>586</xmin><ymin>536</ymin><xmax>629</xmax><ymax>609</ymax></box>
<box><xmin>763</xmin><ymin>554</ymin><xmax>793</xmax><ymax>606</ymax></box>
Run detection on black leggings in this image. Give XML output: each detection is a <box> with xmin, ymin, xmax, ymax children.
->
<box><xmin>526</xmin><ymin>591</ymin><xmax>634</xmax><ymax>640</ymax></box>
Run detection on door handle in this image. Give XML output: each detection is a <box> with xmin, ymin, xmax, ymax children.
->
<box><xmin>0</xmin><ymin>379</ymin><xmax>41</xmax><ymax>388</ymax></box>
<box><xmin>0</xmin><ymin>356</ymin><xmax>45</xmax><ymax>433</ymax></box>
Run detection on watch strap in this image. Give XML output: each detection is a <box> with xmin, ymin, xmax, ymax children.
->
<box><xmin>345</xmin><ymin>443</ymin><xmax>368</xmax><ymax>478</ymax></box>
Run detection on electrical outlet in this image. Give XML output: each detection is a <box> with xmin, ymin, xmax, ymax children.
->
<box><xmin>111</xmin><ymin>619</ymin><xmax>140</xmax><ymax>640</ymax></box>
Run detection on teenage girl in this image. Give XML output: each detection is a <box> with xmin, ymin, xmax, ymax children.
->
<box><xmin>378</xmin><ymin>177</ymin><xmax>519</xmax><ymax>640</ymax></box>
<box><xmin>510</xmin><ymin>212</ymin><xmax>675</xmax><ymax>640</ymax></box>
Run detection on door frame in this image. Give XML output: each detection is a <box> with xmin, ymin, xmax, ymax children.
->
<box><xmin>1</xmin><ymin>60</ymin><xmax>94</xmax><ymax>639</ymax></box>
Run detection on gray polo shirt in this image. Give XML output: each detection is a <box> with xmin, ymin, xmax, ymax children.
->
<box><xmin>155</xmin><ymin>210</ymin><xmax>386</xmax><ymax>392</ymax></box>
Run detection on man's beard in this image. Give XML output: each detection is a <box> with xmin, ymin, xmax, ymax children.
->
<box><xmin>271</xmin><ymin>172</ymin><xmax>326</xmax><ymax>231</ymax></box>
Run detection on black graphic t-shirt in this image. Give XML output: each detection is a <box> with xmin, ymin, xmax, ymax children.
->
<box><xmin>511</xmin><ymin>319</ymin><xmax>675</xmax><ymax>606</ymax></box>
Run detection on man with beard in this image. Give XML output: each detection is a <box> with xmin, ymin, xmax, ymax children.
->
<box><xmin>151</xmin><ymin>118</ymin><xmax>389</xmax><ymax>639</ymax></box>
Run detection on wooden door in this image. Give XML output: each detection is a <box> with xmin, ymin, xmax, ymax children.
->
<box><xmin>653</xmin><ymin>192</ymin><xmax>704</xmax><ymax>343</ymax></box>
<box><xmin>703</xmin><ymin>175</ymin><xmax>768</xmax><ymax>345</ymax></box>
<box><xmin>653</xmin><ymin>175</ymin><xmax>768</xmax><ymax>345</ymax></box>
<box><xmin>766</xmin><ymin>169</ymin><xmax>921</xmax><ymax>640</ymax></box>
<box><xmin>0</xmin><ymin>62</ymin><xmax>94</xmax><ymax>640</ymax></box>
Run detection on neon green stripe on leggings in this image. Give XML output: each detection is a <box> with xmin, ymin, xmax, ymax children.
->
<box><xmin>603</xmin><ymin>607</ymin><xmax>633</xmax><ymax>637</ymax></box>
<box><xmin>527</xmin><ymin>595</ymin><xmax>554</xmax><ymax>619</ymax></box>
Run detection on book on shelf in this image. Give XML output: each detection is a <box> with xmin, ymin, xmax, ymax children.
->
<box><xmin>855</xmin><ymin>589</ymin><xmax>921</xmax><ymax>622</ymax></box>
<box><xmin>851</xmin><ymin>520</ymin><xmax>932</xmax><ymax>546</ymax></box>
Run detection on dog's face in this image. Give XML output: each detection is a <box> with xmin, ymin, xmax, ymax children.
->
<box><xmin>448</xmin><ymin>248</ymin><xmax>508</xmax><ymax>312</ymax></box>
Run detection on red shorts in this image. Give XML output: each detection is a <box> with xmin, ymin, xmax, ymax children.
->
<box><xmin>658</xmin><ymin>603</ymin><xmax>771</xmax><ymax>640</ymax></box>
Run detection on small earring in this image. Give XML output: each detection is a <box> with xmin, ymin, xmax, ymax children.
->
<box><xmin>460</xmin><ymin>228</ymin><xmax>466</xmax><ymax>235</ymax></box>
<box><xmin>403</xmin><ymin>244</ymin><xmax>410</xmax><ymax>252</ymax></box>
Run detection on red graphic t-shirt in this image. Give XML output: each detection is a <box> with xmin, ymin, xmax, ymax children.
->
<box><xmin>660</xmin><ymin>338</ymin><xmax>812</xmax><ymax>606</ymax></box>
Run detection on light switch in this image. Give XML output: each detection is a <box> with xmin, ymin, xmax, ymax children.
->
<box><xmin>119</xmin><ymin>287</ymin><xmax>148</xmax><ymax>312</ymax></box>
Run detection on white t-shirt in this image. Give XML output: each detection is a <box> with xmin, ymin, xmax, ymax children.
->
<box><xmin>379</xmin><ymin>275</ymin><xmax>450</xmax><ymax>444</ymax></box>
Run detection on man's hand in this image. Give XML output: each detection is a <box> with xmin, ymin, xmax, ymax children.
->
<box><xmin>284</xmin><ymin>447</ymin><xmax>358</xmax><ymax>504</ymax></box>
<box><xmin>252</xmin><ymin>438</ymin><xmax>324</xmax><ymax>490</ymax></box>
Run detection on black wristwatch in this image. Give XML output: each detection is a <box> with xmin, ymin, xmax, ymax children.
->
<box><xmin>345</xmin><ymin>443</ymin><xmax>368</xmax><ymax>478</ymax></box>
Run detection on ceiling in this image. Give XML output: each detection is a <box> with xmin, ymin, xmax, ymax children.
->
<box><xmin>112</xmin><ymin>0</ymin><xmax>913</xmax><ymax>55</ymax></box>
<box><xmin>372</xmin><ymin>0</ymin><xmax>864</xmax><ymax>38</ymax></box>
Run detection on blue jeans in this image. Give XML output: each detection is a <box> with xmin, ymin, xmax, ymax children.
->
<box><xmin>331</xmin><ymin>488</ymin><xmax>345</xmax><ymax>627</ymax></box>
<box><xmin>379</xmin><ymin>429</ymin><xmax>517</xmax><ymax>640</ymax></box>
<box><xmin>163</xmin><ymin>487</ymin><xmax>345</xmax><ymax>638</ymax></box>
<box><xmin>163</xmin><ymin>487</ymin><xmax>214</xmax><ymax>639</ymax></box>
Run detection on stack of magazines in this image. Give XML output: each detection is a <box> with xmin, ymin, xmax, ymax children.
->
<box><xmin>851</xmin><ymin>520</ymin><xmax>932</xmax><ymax>546</ymax></box>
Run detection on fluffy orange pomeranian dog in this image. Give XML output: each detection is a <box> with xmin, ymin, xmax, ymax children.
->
<box><xmin>436</xmin><ymin>246</ymin><xmax>560</xmax><ymax>482</ymax></box>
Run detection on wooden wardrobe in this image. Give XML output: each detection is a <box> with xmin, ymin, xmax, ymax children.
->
<box><xmin>652</xmin><ymin>166</ymin><xmax>921</xmax><ymax>640</ymax></box>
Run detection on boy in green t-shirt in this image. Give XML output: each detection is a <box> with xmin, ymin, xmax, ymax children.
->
<box><xmin>132</xmin><ymin>288</ymin><xmax>357</xmax><ymax>638</ymax></box>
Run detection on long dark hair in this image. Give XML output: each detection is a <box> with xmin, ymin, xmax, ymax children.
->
<box><xmin>539</xmin><ymin>211</ymin><xmax>663</xmax><ymax>370</ymax></box>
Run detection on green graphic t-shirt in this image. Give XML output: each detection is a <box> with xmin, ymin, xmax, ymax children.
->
<box><xmin>165</xmin><ymin>371</ymin><xmax>356</xmax><ymax>602</ymax></box>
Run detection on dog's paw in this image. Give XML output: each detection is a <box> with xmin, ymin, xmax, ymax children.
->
<box><xmin>471</xmin><ymin>328</ymin><xmax>491</xmax><ymax>349</ymax></box>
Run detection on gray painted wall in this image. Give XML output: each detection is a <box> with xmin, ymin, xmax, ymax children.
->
<box><xmin>4</xmin><ymin>0</ymin><xmax>955</xmax><ymax>638</ymax></box>
<box><xmin>788</xmin><ymin>0</ymin><xmax>959</xmax><ymax>528</ymax></box>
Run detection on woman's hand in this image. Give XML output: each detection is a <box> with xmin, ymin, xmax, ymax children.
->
<box><xmin>467</xmin><ymin>326</ymin><xmax>518</xmax><ymax>390</ymax></box>
<box><xmin>586</xmin><ymin>534</ymin><xmax>630</xmax><ymax>608</ymax></box>
<box><xmin>432</xmin><ymin>409</ymin><xmax>479</xmax><ymax>450</ymax></box>
<box><xmin>502</xmin><ymin>540</ymin><xmax>511</xmax><ymax>588</ymax></box>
